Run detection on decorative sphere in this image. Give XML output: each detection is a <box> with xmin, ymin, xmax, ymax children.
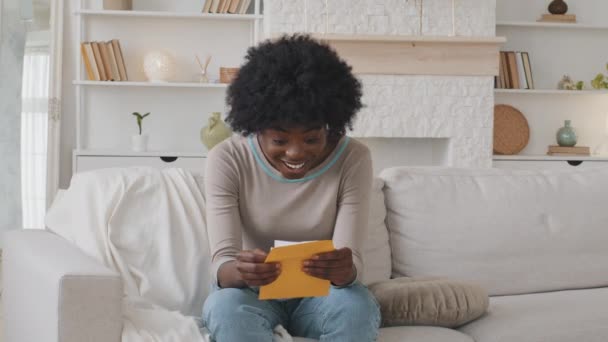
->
<box><xmin>143</xmin><ymin>51</ymin><xmax>176</xmax><ymax>82</ymax></box>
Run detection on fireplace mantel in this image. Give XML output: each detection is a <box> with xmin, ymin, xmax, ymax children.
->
<box><xmin>311</xmin><ymin>34</ymin><xmax>506</xmax><ymax>76</ymax></box>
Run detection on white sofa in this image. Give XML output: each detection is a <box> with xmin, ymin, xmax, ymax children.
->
<box><xmin>5</xmin><ymin>166</ymin><xmax>608</xmax><ymax>342</ymax></box>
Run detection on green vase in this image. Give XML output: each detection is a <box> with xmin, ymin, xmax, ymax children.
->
<box><xmin>201</xmin><ymin>112</ymin><xmax>232</xmax><ymax>150</ymax></box>
<box><xmin>556</xmin><ymin>120</ymin><xmax>577</xmax><ymax>147</ymax></box>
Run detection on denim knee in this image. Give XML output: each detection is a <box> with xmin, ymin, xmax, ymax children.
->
<box><xmin>203</xmin><ymin>288</ymin><xmax>281</xmax><ymax>342</ymax></box>
<box><xmin>326</xmin><ymin>283</ymin><xmax>381</xmax><ymax>331</ymax></box>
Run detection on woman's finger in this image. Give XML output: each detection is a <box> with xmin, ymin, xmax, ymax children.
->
<box><xmin>237</xmin><ymin>250</ymin><xmax>268</xmax><ymax>264</ymax></box>
<box><xmin>311</xmin><ymin>248</ymin><xmax>351</xmax><ymax>261</ymax></box>
<box><xmin>236</xmin><ymin>260</ymin><xmax>280</xmax><ymax>274</ymax></box>
<box><xmin>245</xmin><ymin>275</ymin><xmax>279</xmax><ymax>287</ymax></box>
<box><xmin>303</xmin><ymin>259</ymin><xmax>351</xmax><ymax>269</ymax></box>
<box><xmin>239</xmin><ymin>269</ymin><xmax>280</xmax><ymax>281</ymax></box>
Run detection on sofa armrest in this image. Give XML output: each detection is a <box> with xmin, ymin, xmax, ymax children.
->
<box><xmin>3</xmin><ymin>230</ymin><xmax>123</xmax><ymax>342</ymax></box>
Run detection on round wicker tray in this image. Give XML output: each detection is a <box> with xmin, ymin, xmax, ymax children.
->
<box><xmin>493</xmin><ymin>104</ymin><xmax>530</xmax><ymax>155</ymax></box>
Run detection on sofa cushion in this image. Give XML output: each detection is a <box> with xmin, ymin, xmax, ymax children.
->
<box><xmin>361</xmin><ymin>178</ymin><xmax>391</xmax><ymax>285</ymax></box>
<box><xmin>381</xmin><ymin>166</ymin><xmax>608</xmax><ymax>296</ymax></box>
<box><xmin>369</xmin><ymin>277</ymin><xmax>488</xmax><ymax>328</ymax></box>
<box><xmin>293</xmin><ymin>326</ymin><xmax>474</xmax><ymax>342</ymax></box>
<box><xmin>458</xmin><ymin>287</ymin><xmax>608</xmax><ymax>342</ymax></box>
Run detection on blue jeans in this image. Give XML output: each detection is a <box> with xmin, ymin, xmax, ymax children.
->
<box><xmin>202</xmin><ymin>282</ymin><xmax>381</xmax><ymax>342</ymax></box>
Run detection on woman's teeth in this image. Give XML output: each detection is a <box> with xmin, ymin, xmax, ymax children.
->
<box><xmin>284</xmin><ymin>161</ymin><xmax>305</xmax><ymax>170</ymax></box>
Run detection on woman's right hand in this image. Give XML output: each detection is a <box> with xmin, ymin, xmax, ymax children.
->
<box><xmin>235</xmin><ymin>249</ymin><xmax>281</xmax><ymax>287</ymax></box>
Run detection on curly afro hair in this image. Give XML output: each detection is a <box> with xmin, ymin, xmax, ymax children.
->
<box><xmin>225</xmin><ymin>34</ymin><xmax>362</xmax><ymax>139</ymax></box>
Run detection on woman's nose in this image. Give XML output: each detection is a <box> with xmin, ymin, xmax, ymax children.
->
<box><xmin>285</xmin><ymin>145</ymin><xmax>305</xmax><ymax>160</ymax></box>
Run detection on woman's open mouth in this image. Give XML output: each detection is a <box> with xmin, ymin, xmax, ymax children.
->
<box><xmin>283</xmin><ymin>161</ymin><xmax>306</xmax><ymax>170</ymax></box>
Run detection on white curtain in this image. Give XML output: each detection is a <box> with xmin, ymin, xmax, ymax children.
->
<box><xmin>21</xmin><ymin>47</ymin><xmax>50</xmax><ymax>229</ymax></box>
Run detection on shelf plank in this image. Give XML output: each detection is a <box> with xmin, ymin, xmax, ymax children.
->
<box><xmin>75</xmin><ymin>150</ymin><xmax>207</xmax><ymax>157</ymax></box>
<box><xmin>311</xmin><ymin>34</ymin><xmax>506</xmax><ymax>76</ymax></box>
<box><xmin>75</xmin><ymin>9</ymin><xmax>263</xmax><ymax>21</ymax></box>
<box><xmin>497</xmin><ymin>21</ymin><xmax>608</xmax><ymax>30</ymax></box>
<box><xmin>73</xmin><ymin>80</ymin><xmax>229</xmax><ymax>88</ymax></box>
<box><xmin>493</xmin><ymin>155</ymin><xmax>608</xmax><ymax>161</ymax></box>
<box><xmin>495</xmin><ymin>89</ymin><xmax>608</xmax><ymax>95</ymax></box>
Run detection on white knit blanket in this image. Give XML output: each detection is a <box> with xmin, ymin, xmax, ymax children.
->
<box><xmin>46</xmin><ymin>167</ymin><xmax>292</xmax><ymax>342</ymax></box>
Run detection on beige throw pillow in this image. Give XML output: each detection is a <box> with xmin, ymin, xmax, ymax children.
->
<box><xmin>369</xmin><ymin>277</ymin><xmax>489</xmax><ymax>328</ymax></box>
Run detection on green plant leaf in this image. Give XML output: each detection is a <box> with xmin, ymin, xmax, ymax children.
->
<box><xmin>592</xmin><ymin>74</ymin><xmax>605</xmax><ymax>89</ymax></box>
<box><xmin>576</xmin><ymin>81</ymin><xmax>584</xmax><ymax>90</ymax></box>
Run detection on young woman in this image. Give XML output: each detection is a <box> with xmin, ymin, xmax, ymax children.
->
<box><xmin>203</xmin><ymin>35</ymin><xmax>380</xmax><ymax>342</ymax></box>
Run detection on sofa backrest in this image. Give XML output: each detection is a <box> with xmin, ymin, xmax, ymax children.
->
<box><xmin>361</xmin><ymin>178</ymin><xmax>392</xmax><ymax>285</ymax></box>
<box><xmin>380</xmin><ymin>166</ymin><xmax>608</xmax><ymax>296</ymax></box>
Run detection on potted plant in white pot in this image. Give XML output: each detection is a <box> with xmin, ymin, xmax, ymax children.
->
<box><xmin>131</xmin><ymin>112</ymin><xmax>150</xmax><ymax>152</ymax></box>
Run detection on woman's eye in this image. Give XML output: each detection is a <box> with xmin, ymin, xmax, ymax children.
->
<box><xmin>305</xmin><ymin>138</ymin><xmax>320</xmax><ymax>144</ymax></box>
<box><xmin>272</xmin><ymin>139</ymin><xmax>287</xmax><ymax>145</ymax></box>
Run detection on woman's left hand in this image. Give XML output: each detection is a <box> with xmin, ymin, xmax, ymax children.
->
<box><xmin>302</xmin><ymin>247</ymin><xmax>356</xmax><ymax>287</ymax></box>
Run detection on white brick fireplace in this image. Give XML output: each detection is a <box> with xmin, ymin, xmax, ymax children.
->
<box><xmin>264</xmin><ymin>0</ymin><xmax>497</xmax><ymax>172</ymax></box>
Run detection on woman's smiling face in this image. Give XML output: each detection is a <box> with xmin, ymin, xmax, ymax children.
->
<box><xmin>257</xmin><ymin>124</ymin><xmax>329</xmax><ymax>179</ymax></box>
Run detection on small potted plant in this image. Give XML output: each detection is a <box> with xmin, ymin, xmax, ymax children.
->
<box><xmin>131</xmin><ymin>112</ymin><xmax>150</xmax><ymax>152</ymax></box>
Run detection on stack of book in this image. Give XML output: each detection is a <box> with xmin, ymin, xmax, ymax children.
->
<box><xmin>495</xmin><ymin>51</ymin><xmax>534</xmax><ymax>90</ymax></box>
<box><xmin>538</xmin><ymin>14</ymin><xmax>577</xmax><ymax>23</ymax></box>
<box><xmin>202</xmin><ymin>0</ymin><xmax>251</xmax><ymax>14</ymax></box>
<box><xmin>547</xmin><ymin>145</ymin><xmax>590</xmax><ymax>156</ymax></box>
<box><xmin>80</xmin><ymin>39</ymin><xmax>128</xmax><ymax>82</ymax></box>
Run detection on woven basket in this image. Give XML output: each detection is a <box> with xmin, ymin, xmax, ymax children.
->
<box><xmin>493</xmin><ymin>104</ymin><xmax>530</xmax><ymax>155</ymax></box>
<box><xmin>219</xmin><ymin>67</ymin><xmax>239</xmax><ymax>84</ymax></box>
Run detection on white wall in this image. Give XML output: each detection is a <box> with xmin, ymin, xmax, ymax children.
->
<box><xmin>59</xmin><ymin>0</ymin><xmax>497</xmax><ymax>186</ymax></box>
<box><xmin>265</xmin><ymin>0</ymin><xmax>497</xmax><ymax>170</ymax></box>
<box><xmin>0</xmin><ymin>0</ymin><xmax>26</xmax><ymax>244</ymax></box>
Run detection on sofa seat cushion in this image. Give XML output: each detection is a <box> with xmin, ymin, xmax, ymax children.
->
<box><xmin>458</xmin><ymin>287</ymin><xmax>608</xmax><ymax>342</ymax></box>
<box><xmin>292</xmin><ymin>326</ymin><xmax>474</xmax><ymax>342</ymax></box>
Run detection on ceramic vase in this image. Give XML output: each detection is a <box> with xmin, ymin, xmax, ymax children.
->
<box><xmin>143</xmin><ymin>51</ymin><xmax>176</xmax><ymax>82</ymax></box>
<box><xmin>556</xmin><ymin>120</ymin><xmax>577</xmax><ymax>147</ymax></box>
<box><xmin>131</xmin><ymin>134</ymin><xmax>148</xmax><ymax>152</ymax></box>
<box><xmin>201</xmin><ymin>112</ymin><xmax>232</xmax><ymax>150</ymax></box>
<box><xmin>548</xmin><ymin>0</ymin><xmax>568</xmax><ymax>15</ymax></box>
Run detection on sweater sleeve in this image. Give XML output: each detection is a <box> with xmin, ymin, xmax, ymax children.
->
<box><xmin>204</xmin><ymin>142</ymin><xmax>243</xmax><ymax>286</ymax></box>
<box><xmin>332</xmin><ymin>144</ymin><xmax>373</xmax><ymax>283</ymax></box>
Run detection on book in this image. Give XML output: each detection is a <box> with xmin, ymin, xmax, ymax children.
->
<box><xmin>81</xmin><ymin>42</ymin><xmax>98</xmax><ymax>81</ymax></box>
<box><xmin>548</xmin><ymin>145</ymin><xmax>590</xmax><ymax>155</ymax></box>
<box><xmin>98</xmin><ymin>41</ymin><xmax>114</xmax><ymax>81</ymax></box>
<box><xmin>538</xmin><ymin>14</ymin><xmax>577</xmax><ymax>23</ymax></box>
<box><xmin>500</xmin><ymin>52</ymin><xmax>510</xmax><ymax>89</ymax></box>
<box><xmin>506</xmin><ymin>51</ymin><xmax>520</xmax><ymax>89</ymax></box>
<box><xmin>202</xmin><ymin>0</ymin><xmax>213</xmax><ymax>13</ymax></box>
<box><xmin>238</xmin><ymin>0</ymin><xmax>251</xmax><ymax>14</ymax></box>
<box><xmin>106</xmin><ymin>41</ymin><xmax>121</xmax><ymax>81</ymax></box>
<box><xmin>225</xmin><ymin>0</ymin><xmax>234</xmax><ymax>13</ymax></box>
<box><xmin>522</xmin><ymin>52</ymin><xmax>534</xmax><ymax>89</ymax></box>
<box><xmin>516</xmin><ymin>52</ymin><xmax>528</xmax><ymax>89</ymax></box>
<box><xmin>228</xmin><ymin>0</ymin><xmax>240</xmax><ymax>13</ymax></box>
<box><xmin>259</xmin><ymin>240</ymin><xmax>334</xmax><ymax>300</ymax></box>
<box><xmin>111</xmin><ymin>39</ymin><xmax>128</xmax><ymax>81</ymax></box>
<box><xmin>91</xmin><ymin>42</ymin><xmax>107</xmax><ymax>81</ymax></box>
<box><xmin>217</xmin><ymin>0</ymin><xmax>226</xmax><ymax>13</ymax></box>
<box><xmin>210</xmin><ymin>0</ymin><xmax>220</xmax><ymax>13</ymax></box>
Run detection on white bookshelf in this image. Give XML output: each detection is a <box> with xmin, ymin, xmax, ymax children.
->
<box><xmin>495</xmin><ymin>89</ymin><xmax>608</xmax><ymax>95</ymax></box>
<box><xmin>73</xmin><ymin>80</ymin><xmax>229</xmax><ymax>88</ymax></box>
<box><xmin>72</xmin><ymin>0</ymin><xmax>262</xmax><ymax>171</ymax></box>
<box><xmin>497</xmin><ymin>21</ymin><xmax>608</xmax><ymax>30</ymax></box>
<box><xmin>493</xmin><ymin>155</ymin><xmax>608</xmax><ymax>162</ymax></box>
<box><xmin>494</xmin><ymin>0</ymin><xmax>608</xmax><ymax>169</ymax></box>
<box><xmin>75</xmin><ymin>9</ymin><xmax>263</xmax><ymax>20</ymax></box>
<box><xmin>74</xmin><ymin>149</ymin><xmax>205</xmax><ymax>157</ymax></box>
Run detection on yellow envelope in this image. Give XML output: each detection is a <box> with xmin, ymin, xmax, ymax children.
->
<box><xmin>259</xmin><ymin>240</ymin><xmax>335</xmax><ymax>300</ymax></box>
